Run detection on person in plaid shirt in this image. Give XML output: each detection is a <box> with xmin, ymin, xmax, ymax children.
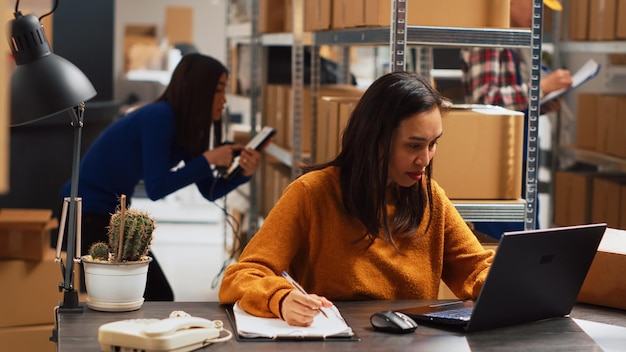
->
<box><xmin>460</xmin><ymin>0</ymin><xmax>572</xmax><ymax>238</ymax></box>
<box><xmin>461</xmin><ymin>0</ymin><xmax>572</xmax><ymax>113</ymax></box>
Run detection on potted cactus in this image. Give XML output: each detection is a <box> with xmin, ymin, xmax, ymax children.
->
<box><xmin>81</xmin><ymin>195</ymin><xmax>156</xmax><ymax>312</ymax></box>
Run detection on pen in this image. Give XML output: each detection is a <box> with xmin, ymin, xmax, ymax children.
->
<box><xmin>281</xmin><ymin>271</ymin><xmax>329</xmax><ymax>318</ymax></box>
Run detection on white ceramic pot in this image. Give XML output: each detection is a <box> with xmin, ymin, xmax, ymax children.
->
<box><xmin>81</xmin><ymin>255</ymin><xmax>153</xmax><ymax>312</ymax></box>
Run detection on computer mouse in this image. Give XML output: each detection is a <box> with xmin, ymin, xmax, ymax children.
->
<box><xmin>370</xmin><ymin>311</ymin><xmax>418</xmax><ymax>334</ymax></box>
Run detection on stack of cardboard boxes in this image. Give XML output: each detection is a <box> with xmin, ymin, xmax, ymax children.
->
<box><xmin>260</xmin><ymin>84</ymin><xmax>363</xmax><ymax>216</ymax></box>
<box><xmin>567</xmin><ymin>0</ymin><xmax>626</xmax><ymax>41</ymax></box>
<box><xmin>0</xmin><ymin>209</ymin><xmax>61</xmax><ymax>351</ymax></box>
<box><xmin>553</xmin><ymin>93</ymin><xmax>626</xmax><ymax>230</ymax></box>
<box><xmin>259</xmin><ymin>0</ymin><xmax>511</xmax><ymax>33</ymax></box>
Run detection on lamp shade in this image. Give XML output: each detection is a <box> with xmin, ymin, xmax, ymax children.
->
<box><xmin>8</xmin><ymin>12</ymin><xmax>96</xmax><ymax>126</ymax></box>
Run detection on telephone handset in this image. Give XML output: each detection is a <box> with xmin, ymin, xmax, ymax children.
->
<box><xmin>98</xmin><ymin>313</ymin><xmax>232</xmax><ymax>352</ymax></box>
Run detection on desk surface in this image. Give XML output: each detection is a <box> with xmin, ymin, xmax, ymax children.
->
<box><xmin>56</xmin><ymin>300</ymin><xmax>626</xmax><ymax>351</ymax></box>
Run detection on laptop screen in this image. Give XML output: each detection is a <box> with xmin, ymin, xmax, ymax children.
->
<box><xmin>400</xmin><ymin>223</ymin><xmax>607</xmax><ymax>332</ymax></box>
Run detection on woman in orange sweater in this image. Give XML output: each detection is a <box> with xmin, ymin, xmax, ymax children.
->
<box><xmin>219</xmin><ymin>71</ymin><xmax>494</xmax><ymax>326</ymax></box>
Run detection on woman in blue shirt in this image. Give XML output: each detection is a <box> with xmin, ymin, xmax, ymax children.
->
<box><xmin>61</xmin><ymin>54</ymin><xmax>265</xmax><ymax>301</ymax></box>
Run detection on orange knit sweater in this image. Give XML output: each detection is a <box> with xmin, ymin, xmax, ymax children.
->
<box><xmin>219</xmin><ymin>166</ymin><xmax>494</xmax><ymax>318</ymax></box>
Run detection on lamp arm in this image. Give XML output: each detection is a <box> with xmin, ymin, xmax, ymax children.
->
<box><xmin>59</xmin><ymin>103</ymin><xmax>85</xmax><ymax>311</ymax></box>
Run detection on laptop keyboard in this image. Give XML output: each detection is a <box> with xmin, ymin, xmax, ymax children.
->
<box><xmin>423</xmin><ymin>307</ymin><xmax>473</xmax><ymax>322</ymax></box>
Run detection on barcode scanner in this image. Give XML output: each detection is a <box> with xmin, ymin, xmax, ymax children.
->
<box><xmin>215</xmin><ymin>141</ymin><xmax>241</xmax><ymax>177</ymax></box>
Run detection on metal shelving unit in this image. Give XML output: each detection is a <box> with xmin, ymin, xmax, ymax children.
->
<box><xmin>550</xmin><ymin>0</ymin><xmax>626</xmax><ymax>226</ymax></box>
<box><xmin>236</xmin><ymin>0</ymin><xmax>544</xmax><ymax>231</ymax></box>
<box><xmin>308</xmin><ymin>1</ymin><xmax>544</xmax><ymax>228</ymax></box>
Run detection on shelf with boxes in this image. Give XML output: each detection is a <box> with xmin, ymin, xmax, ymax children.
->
<box><xmin>273</xmin><ymin>11</ymin><xmax>541</xmax><ymax>226</ymax></box>
<box><xmin>233</xmin><ymin>0</ymin><xmax>545</xmax><ymax>229</ymax></box>
<box><xmin>553</xmin><ymin>91</ymin><xmax>626</xmax><ymax>230</ymax></box>
<box><xmin>550</xmin><ymin>0</ymin><xmax>626</xmax><ymax>230</ymax></box>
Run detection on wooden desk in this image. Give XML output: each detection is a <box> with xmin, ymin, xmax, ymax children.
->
<box><xmin>55</xmin><ymin>301</ymin><xmax>626</xmax><ymax>351</ymax></box>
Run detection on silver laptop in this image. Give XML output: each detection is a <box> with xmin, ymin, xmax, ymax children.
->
<box><xmin>399</xmin><ymin>223</ymin><xmax>607</xmax><ymax>332</ymax></box>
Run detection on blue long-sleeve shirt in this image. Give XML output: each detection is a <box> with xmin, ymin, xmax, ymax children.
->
<box><xmin>61</xmin><ymin>101</ymin><xmax>250</xmax><ymax>215</ymax></box>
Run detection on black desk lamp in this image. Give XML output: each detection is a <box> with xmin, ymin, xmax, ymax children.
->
<box><xmin>8</xmin><ymin>1</ymin><xmax>96</xmax><ymax>312</ymax></box>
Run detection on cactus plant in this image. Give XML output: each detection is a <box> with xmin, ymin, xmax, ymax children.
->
<box><xmin>87</xmin><ymin>194</ymin><xmax>156</xmax><ymax>263</ymax></box>
<box><xmin>88</xmin><ymin>242</ymin><xmax>110</xmax><ymax>261</ymax></box>
<box><xmin>107</xmin><ymin>208</ymin><xmax>155</xmax><ymax>262</ymax></box>
<box><xmin>82</xmin><ymin>194</ymin><xmax>156</xmax><ymax>311</ymax></box>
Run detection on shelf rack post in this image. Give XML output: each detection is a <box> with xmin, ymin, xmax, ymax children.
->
<box><xmin>390</xmin><ymin>0</ymin><xmax>407</xmax><ymax>72</ymax></box>
<box><xmin>524</xmin><ymin>0</ymin><xmax>544</xmax><ymax>230</ymax></box>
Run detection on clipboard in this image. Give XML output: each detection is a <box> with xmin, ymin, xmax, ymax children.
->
<box><xmin>540</xmin><ymin>59</ymin><xmax>601</xmax><ymax>105</ymax></box>
<box><xmin>224</xmin><ymin>304</ymin><xmax>360</xmax><ymax>342</ymax></box>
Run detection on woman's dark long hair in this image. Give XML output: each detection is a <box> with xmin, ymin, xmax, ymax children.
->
<box><xmin>304</xmin><ymin>71</ymin><xmax>448</xmax><ymax>245</ymax></box>
<box><xmin>157</xmin><ymin>53</ymin><xmax>228</xmax><ymax>157</ymax></box>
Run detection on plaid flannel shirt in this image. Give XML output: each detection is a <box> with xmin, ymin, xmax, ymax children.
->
<box><xmin>460</xmin><ymin>47</ymin><xmax>528</xmax><ymax>112</ymax></box>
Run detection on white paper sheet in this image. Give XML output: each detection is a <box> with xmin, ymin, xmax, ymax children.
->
<box><xmin>232</xmin><ymin>302</ymin><xmax>354</xmax><ymax>339</ymax></box>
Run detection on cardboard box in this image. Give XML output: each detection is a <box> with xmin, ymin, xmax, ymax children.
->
<box><xmin>0</xmin><ymin>324</ymin><xmax>55</xmax><ymax>352</ymax></box>
<box><xmin>433</xmin><ymin>105</ymin><xmax>525</xmax><ymax>200</ymax></box>
<box><xmin>316</xmin><ymin>96</ymin><xmax>359</xmax><ymax>163</ymax></box>
<box><xmin>609</xmin><ymin>96</ymin><xmax>626</xmax><ymax>158</ymax></box>
<box><xmin>269</xmin><ymin>85</ymin><xmax>362</xmax><ymax>156</ymax></box>
<box><xmin>305</xmin><ymin>0</ymin><xmax>331</xmax><ymax>31</ymax></box>
<box><xmin>578</xmin><ymin>228</ymin><xmax>626</xmax><ymax>310</ymax></box>
<box><xmin>0</xmin><ymin>248</ymin><xmax>65</xmax><ymax>328</ymax></box>
<box><xmin>165</xmin><ymin>7</ymin><xmax>193</xmax><ymax>45</ymax></box>
<box><xmin>567</xmin><ymin>0</ymin><xmax>590</xmax><ymax>40</ymax></box>
<box><xmin>123</xmin><ymin>25</ymin><xmax>160</xmax><ymax>71</ymax></box>
<box><xmin>595</xmin><ymin>95</ymin><xmax>619</xmax><ymax>154</ymax></box>
<box><xmin>617</xmin><ymin>0</ymin><xmax>626</xmax><ymax>38</ymax></box>
<box><xmin>588</xmin><ymin>0</ymin><xmax>617</xmax><ymax>41</ymax></box>
<box><xmin>0</xmin><ymin>209</ymin><xmax>57</xmax><ymax>261</ymax></box>
<box><xmin>360</xmin><ymin>0</ymin><xmax>509</xmax><ymax>29</ymax></box>
<box><xmin>591</xmin><ymin>176</ymin><xmax>626</xmax><ymax>229</ymax></box>
<box><xmin>621</xmin><ymin>187</ymin><xmax>626</xmax><ymax>229</ymax></box>
<box><xmin>0</xmin><ymin>0</ymin><xmax>9</xmax><ymax>195</ymax></box>
<box><xmin>576</xmin><ymin>94</ymin><xmax>598</xmax><ymax>150</ymax></box>
<box><xmin>259</xmin><ymin>0</ymin><xmax>291</xmax><ymax>33</ymax></box>
<box><xmin>261</xmin><ymin>156</ymin><xmax>292</xmax><ymax>216</ymax></box>
<box><xmin>553</xmin><ymin>171</ymin><xmax>595</xmax><ymax>226</ymax></box>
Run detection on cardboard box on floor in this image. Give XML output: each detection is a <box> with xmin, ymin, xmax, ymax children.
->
<box><xmin>0</xmin><ymin>248</ymin><xmax>65</xmax><ymax>328</ymax></box>
<box><xmin>0</xmin><ymin>209</ymin><xmax>57</xmax><ymax>261</ymax></box>
<box><xmin>0</xmin><ymin>324</ymin><xmax>55</xmax><ymax>352</ymax></box>
<box><xmin>433</xmin><ymin>105</ymin><xmax>525</xmax><ymax>200</ymax></box>
<box><xmin>578</xmin><ymin>227</ymin><xmax>626</xmax><ymax>310</ymax></box>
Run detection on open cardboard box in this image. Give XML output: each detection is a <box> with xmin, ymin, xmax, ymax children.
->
<box><xmin>578</xmin><ymin>227</ymin><xmax>626</xmax><ymax>310</ymax></box>
<box><xmin>434</xmin><ymin>105</ymin><xmax>525</xmax><ymax>200</ymax></box>
<box><xmin>0</xmin><ymin>209</ymin><xmax>57</xmax><ymax>261</ymax></box>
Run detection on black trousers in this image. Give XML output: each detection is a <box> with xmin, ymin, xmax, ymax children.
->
<box><xmin>78</xmin><ymin>212</ymin><xmax>174</xmax><ymax>301</ymax></box>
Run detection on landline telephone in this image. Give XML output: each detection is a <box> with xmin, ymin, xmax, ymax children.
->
<box><xmin>98</xmin><ymin>311</ymin><xmax>232</xmax><ymax>352</ymax></box>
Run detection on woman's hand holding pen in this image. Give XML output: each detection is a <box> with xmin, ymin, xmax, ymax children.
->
<box><xmin>281</xmin><ymin>290</ymin><xmax>333</xmax><ymax>327</ymax></box>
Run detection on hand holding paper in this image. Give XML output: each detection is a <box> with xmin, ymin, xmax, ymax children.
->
<box><xmin>540</xmin><ymin>59</ymin><xmax>601</xmax><ymax>105</ymax></box>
